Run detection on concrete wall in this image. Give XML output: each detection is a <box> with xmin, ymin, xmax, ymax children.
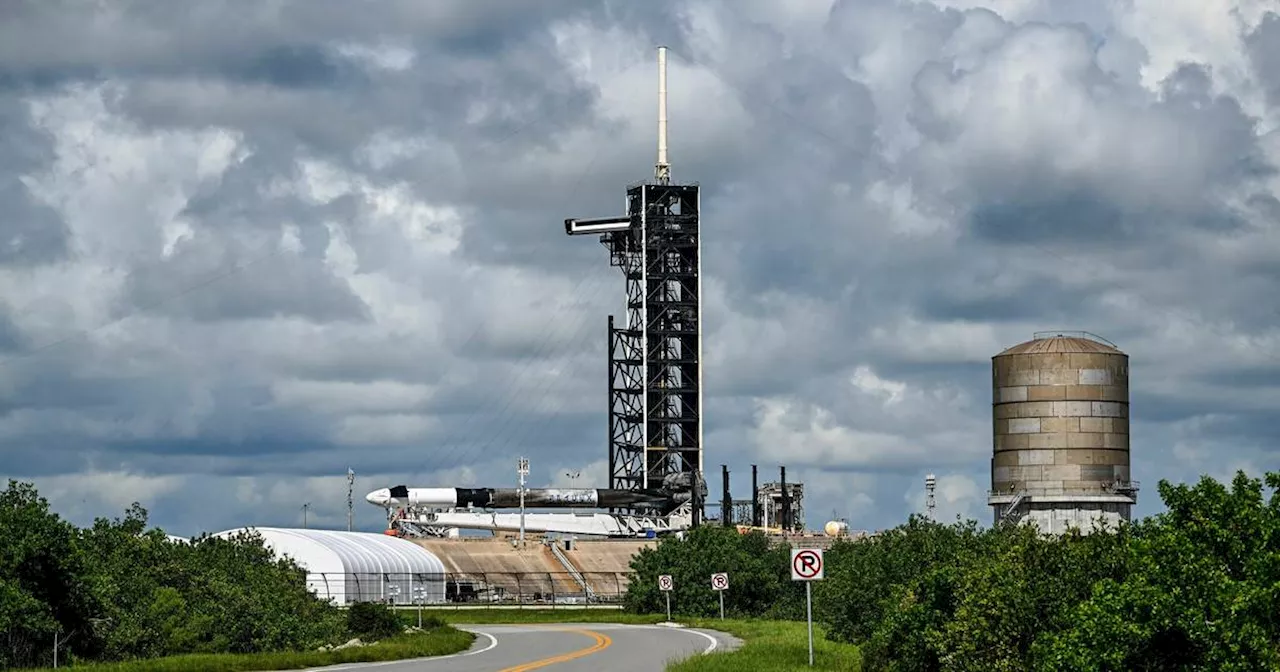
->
<box><xmin>999</xmin><ymin>501</ymin><xmax>1132</xmax><ymax>535</ymax></box>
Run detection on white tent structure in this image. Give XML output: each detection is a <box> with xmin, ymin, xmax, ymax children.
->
<box><xmin>213</xmin><ymin>527</ymin><xmax>447</xmax><ymax>606</ymax></box>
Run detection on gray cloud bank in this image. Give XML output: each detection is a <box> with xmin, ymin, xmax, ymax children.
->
<box><xmin>0</xmin><ymin>0</ymin><xmax>1278</xmax><ymax>535</ymax></box>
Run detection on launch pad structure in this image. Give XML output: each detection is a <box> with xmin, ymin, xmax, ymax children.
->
<box><xmin>563</xmin><ymin>45</ymin><xmax>704</xmax><ymax>521</ymax></box>
<box><xmin>365</xmin><ymin>46</ymin><xmax>708</xmax><ymax>539</ymax></box>
<box><xmin>364</xmin><ymin>46</ymin><xmax>821</xmax><ymax>540</ymax></box>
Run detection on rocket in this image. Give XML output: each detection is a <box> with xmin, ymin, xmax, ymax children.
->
<box><xmin>365</xmin><ymin>485</ymin><xmax>676</xmax><ymax>511</ymax></box>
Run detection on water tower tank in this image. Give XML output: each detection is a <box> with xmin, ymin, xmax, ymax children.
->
<box><xmin>824</xmin><ymin>520</ymin><xmax>849</xmax><ymax>537</ymax></box>
<box><xmin>989</xmin><ymin>332</ymin><xmax>1139</xmax><ymax>534</ymax></box>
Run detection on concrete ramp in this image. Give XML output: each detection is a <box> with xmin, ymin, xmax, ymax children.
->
<box><xmin>410</xmin><ymin>538</ymin><xmax>656</xmax><ymax>604</ymax></box>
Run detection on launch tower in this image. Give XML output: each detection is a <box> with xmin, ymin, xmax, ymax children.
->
<box><xmin>563</xmin><ymin>47</ymin><xmax>703</xmax><ymax>517</ymax></box>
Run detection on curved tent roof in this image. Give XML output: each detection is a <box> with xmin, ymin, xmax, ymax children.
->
<box><xmin>212</xmin><ymin>527</ymin><xmax>447</xmax><ymax>576</ymax></box>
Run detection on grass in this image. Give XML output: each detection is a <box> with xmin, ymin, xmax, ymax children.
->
<box><xmin>24</xmin><ymin>626</ymin><xmax>475</xmax><ymax>672</ymax></box>
<box><xmin>404</xmin><ymin>607</ymin><xmax>667</xmax><ymax>625</ymax></box>
<box><xmin>665</xmin><ymin>619</ymin><xmax>861</xmax><ymax>672</ymax></box>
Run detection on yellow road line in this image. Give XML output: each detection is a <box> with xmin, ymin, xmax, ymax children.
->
<box><xmin>498</xmin><ymin>627</ymin><xmax>613</xmax><ymax>672</ymax></box>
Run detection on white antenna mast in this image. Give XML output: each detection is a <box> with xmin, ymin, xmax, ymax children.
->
<box><xmin>655</xmin><ymin>45</ymin><xmax>670</xmax><ymax>184</ymax></box>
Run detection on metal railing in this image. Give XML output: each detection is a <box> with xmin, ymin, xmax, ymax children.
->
<box><xmin>1032</xmin><ymin>330</ymin><xmax>1118</xmax><ymax>347</ymax></box>
<box><xmin>306</xmin><ymin>571</ymin><xmax>630</xmax><ymax>607</ymax></box>
<box><xmin>986</xmin><ymin>481</ymin><xmax>1141</xmax><ymax>499</ymax></box>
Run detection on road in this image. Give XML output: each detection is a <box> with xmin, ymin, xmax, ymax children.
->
<box><xmin>304</xmin><ymin>623</ymin><xmax>740</xmax><ymax>672</ymax></box>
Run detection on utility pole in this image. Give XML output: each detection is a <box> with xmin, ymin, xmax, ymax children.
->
<box><xmin>780</xmin><ymin>466</ymin><xmax>790</xmax><ymax>533</ymax></box>
<box><xmin>721</xmin><ymin>464</ymin><xmax>732</xmax><ymax>527</ymax></box>
<box><xmin>302</xmin><ymin>502</ymin><xmax>311</xmax><ymax>529</ymax></box>
<box><xmin>347</xmin><ymin>468</ymin><xmax>355</xmax><ymax>532</ymax></box>
<box><xmin>517</xmin><ymin>457</ymin><xmax>530</xmax><ymax>546</ymax></box>
<box><xmin>751</xmin><ymin>464</ymin><xmax>760</xmax><ymax>527</ymax></box>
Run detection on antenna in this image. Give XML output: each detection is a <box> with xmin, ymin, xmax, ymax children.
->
<box><xmin>655</xmin><ymin>45</ymin><xmax>670</xmax><ymax>184</ymax></box>
<box><xmin>925</xmin><ymin>474</ymin><xmax>937</xmax><ymax>521</ymax></box>
<box><xmin>346</xmin><ymin>468</ymin><xmax>355</xmax><ymax>532</ymax></box>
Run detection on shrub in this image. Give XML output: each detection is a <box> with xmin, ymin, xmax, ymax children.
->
<box><xmin>625</xmin><ymin>525</ymin><xmax>799</xmax><ymax>618</ymax></box>
<box><xmin>417</xmin><ymin>613</ymin><xmax>447</xmax><ymax>629</ymax></box>
<box><xmin>346</xmin><ymin>602</ymin><xmax>401</xmax><ymax>641</ymax></box>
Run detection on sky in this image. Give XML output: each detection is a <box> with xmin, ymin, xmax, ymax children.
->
<box><xmin>1</xmin><ymin>0</ymin><xmax>1278</xmax><ymax>537</ymax></box>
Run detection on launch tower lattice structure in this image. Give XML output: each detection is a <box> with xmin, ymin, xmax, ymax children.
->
<box><xmin>563</xmin><ymin>47</ymin><xmax>703</xmax><ymax>517</ymax></box>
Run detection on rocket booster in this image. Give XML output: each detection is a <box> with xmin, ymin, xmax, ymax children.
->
<box><xmin>365</xmin><ymin>485</ymin><xmax>674</xmax><ymax>511</ymax></box>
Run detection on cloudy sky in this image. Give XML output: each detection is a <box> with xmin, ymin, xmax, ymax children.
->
<box><xmin>1</xmin><ymin>0</ymin><xmax>1278</xmax><ymax>536</ymax></box>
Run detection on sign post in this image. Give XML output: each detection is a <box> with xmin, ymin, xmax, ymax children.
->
<box><xmin>790</xmin><ymin>548</ymin><xmax>824</xmax><ymax>666</ymax></box>
<box><xmin>658</xmin><ymin>574</ymin><xmax>673</xmax><ymax>621</ymax></box>
<box><xmin>710</xmin><ymin>572</ymin><xmax>729</xmax><ymax>619</ymax></box>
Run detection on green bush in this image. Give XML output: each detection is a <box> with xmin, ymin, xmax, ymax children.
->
<box><xmin>345</xmin><ymin>602</ymin><xmax>401</xmax><ymax>641</ymax></box>
<box><xmin>0</xmin><ymin>482</ymin><xmax>347</xmax><ymax>669</ymax></box>
<box><xmin>625</xmin><ymin>525</ymin><xmax>801</xmax><ymax>618</ymax></box>
<box><xmin>624</xmin><ymin>470</ymin><xmax>1280</xmax><ymax>671</ymax></box>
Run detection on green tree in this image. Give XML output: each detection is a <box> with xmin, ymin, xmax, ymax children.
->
<box><xmin>0</xmin><ymin>480</ymin><xmax>103</xmax><ymax>668</ymax></box>
<box><xmin>1034</xmin><ymin>472</ymin><xmax>1280</xmax><ymax>671</ymax></box>
<box><xmin>625</xmin><ymin>526</ymin><xmax>800</xmax><ymax>618</ymax></box>
<box><xmin>816</xmin><ymin>515</ymin><xmax>991</xmax><ymax>645</ymax></box>
<box><xmin>0</xmin><ymin>481</ymin><xmax>349</xmax><ymax>667</ymax></box>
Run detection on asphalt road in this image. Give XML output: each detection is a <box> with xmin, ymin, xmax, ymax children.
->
<box><xmin>304</xmin><ymin>623</ymin><xmax>741</xmax><ymax>672</ymax></box>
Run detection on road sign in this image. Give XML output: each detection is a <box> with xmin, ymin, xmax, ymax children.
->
<box><xmin>790</xmin><ymin>548</ymin><xmax>824</xmax><ymax>666</ymax></box>
<box><xmin>659</xmin><ymin>574</ymin><xmax>673</xmax><ymax>622</ymax></box>
<box><xmin>710</xmin><ymin>572</ymin><xmax>729</xmax><ymax>619</ymax></box>
<box><xmin>791</xmin><ymin>548</ymin><xmax>824</xmax><ymax>581</ymax></box>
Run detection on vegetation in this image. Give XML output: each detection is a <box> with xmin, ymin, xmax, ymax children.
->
<box><xmin>0</xmin><ymin>481</ymin><xmax>472</xmax><ymax>669</ymax></box>
<box><xmin>346</xmin><ymin>602</ymin><xmax>403</xmax><ymax>641</ymax></box>
<box><xmin>626</xmin><ymin>525</ymin><xmax>803</xmax><ymax>619</ymax></box>
<box><xmin>666</xmin><ymin>619</ymin><xmax>860</xmax><ymax>672</ymax></box>
<box><xmin>21</xmin><ymin>627</ymin><xmax>474</xmax><ymax>671</ymax></box>
<box><xmin>627</xmin><ymin>470</ymin><xmax>1280</xmax><ymax>671</ymax></box>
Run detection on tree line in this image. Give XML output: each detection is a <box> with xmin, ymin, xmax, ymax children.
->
<box><xmin>0</xmin><ymin>480</ymin><xmax>353</xmax><ymax>668</ymax></box>
<box><xmin>624</xmin><ymin>470</ymin><xmax>1280</xmax><ymax>671</ymax></box>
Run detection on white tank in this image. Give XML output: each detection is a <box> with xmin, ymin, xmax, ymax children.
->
<box><xmin>824</xmin><ymin>520</ymin><xmax>849</xmax><ymax>537</ymax></box>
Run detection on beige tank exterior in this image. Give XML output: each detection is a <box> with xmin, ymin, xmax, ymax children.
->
<box><xmin>988</xmin><ymin>332</ymin><xmax>1139</xmax><ymax>534</ymax></box>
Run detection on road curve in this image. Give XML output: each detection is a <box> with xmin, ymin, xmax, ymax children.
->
<box><xmin>302</xmin><ymin>623</ymin><xmax>740</xmax><ymax>672</ymax></box>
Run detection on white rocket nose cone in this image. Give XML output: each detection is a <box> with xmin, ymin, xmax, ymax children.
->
<box><xmin>366</xmin><ymin>489</ymin><xmax>390</xmax><ymax>506</ymax></box>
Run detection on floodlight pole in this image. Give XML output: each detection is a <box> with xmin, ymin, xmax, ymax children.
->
<box><xmin>518</xmin><ymin>457</ymin><xmax>530</xmax><ymax>546</ymax></box>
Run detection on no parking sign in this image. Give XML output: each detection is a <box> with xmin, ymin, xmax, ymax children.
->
<box><xmin>791</xmin><ymin>547</ymin><xmax>824</xmax><ymax>666</ymax></box>
<box><xmin>791</xmin><ymin>548</ymin><xmax>824</xmax><ymax>581</ymax></box>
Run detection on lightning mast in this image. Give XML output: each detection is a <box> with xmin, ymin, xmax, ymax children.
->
<box><xmin>563</xmin><ymin>46</ymin><xmax>704</xmax><ymax>524</ymax></box>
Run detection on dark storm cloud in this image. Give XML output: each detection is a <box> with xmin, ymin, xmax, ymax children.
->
<box><xmin>120</xmin><ymin>236</ymin><xmax>370</xmax><ymax>324</ymax></box>
<box><xmin>110</xmin><ymin>435</ymin><xmax>336</xmax><ymax>460</ymax></box>
<box><xmin>1197</xmin><ymin>365</ymin><xmax>1280</xmax><ymax>389</ymax></box>
<box><xmin>0</xmin><ymin>373</ymin><xmax>125</xmax><ymax>412</ymax></box>
<box><xmin>967</xmin><ymin>193</ymin><xmax>1130</xmax><ymax>245</ymax></box>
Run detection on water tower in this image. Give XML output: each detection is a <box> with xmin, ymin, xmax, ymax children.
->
<box><xmin>989</xmin><ymin>332</ymin><xmax>1139</xmax><ymax>533</ymax></box>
